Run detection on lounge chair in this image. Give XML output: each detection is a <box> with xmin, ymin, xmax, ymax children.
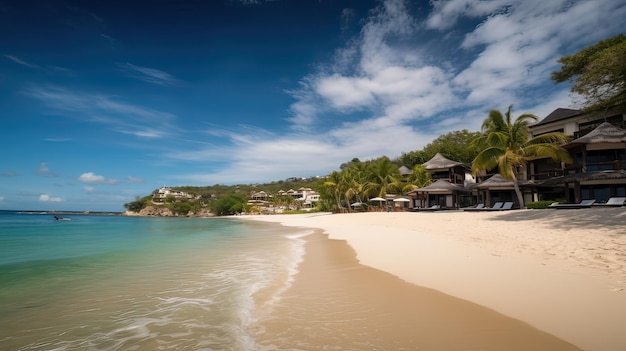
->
<box><xmin>416</xmin><ymin>204</ymin><xmax>443</xmax><ymax>211</ymax></box>
<box><xmin>550</xmin><ymin>199</ymin><xmax>596</xmax><ymax>209</ymax></box>
<box><xmin>488</xmin><ymin>202</ymin><xmax>504</xmax><ymax>210</ymax></box>
<box><xmin>495</xmin><ymin>202</ymin><xmax>514</xmax><ymax>211</ymax></box>
<box><xmin>463</xmin><ymin>202</ymin><xmax>503</xmax><ymax>211</ymax></box>
<box><xmin>463</xmin><ymin>203</ymin><xmax>485</xmax><ymax>211</ymax></box>
<box><xmin>592</xmin><ymin>197</ymin><xmax>626</xmax><ymax>207</ymax></box>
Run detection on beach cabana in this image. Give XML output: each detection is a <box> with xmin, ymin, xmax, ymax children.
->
<box><xmin>408</xmin><ymin>179</ymin><xmax>470</xmax><ymax>209</ymax></box>
<box><xmin>474</xmin><ymin>174</ymin><xmax>537</xmax><ymax>208</ymax></box>
<box><xmin>422</xmin><ymin>153</ymin><xmax>470</xmax><ymax>185</ymax></box>
<box><xmin>551</xmin><ymin>122</ymin><xmax>626</xmax><ymax>203</ymax></box>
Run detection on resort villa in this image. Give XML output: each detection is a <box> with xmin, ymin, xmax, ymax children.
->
<box><xmin>152</xmin><ymin>187</ymin><xmax>201</xmax><ymax>201</ymax></box>
<box><xmin>248</xmin><ymin>187</ymin><xmax>321</xmax><ymax>213</ymax></box>
<box><xmin>405</xmin><ymin>108</ymin><xmax>626</xmax><ymax>209</ymax></box>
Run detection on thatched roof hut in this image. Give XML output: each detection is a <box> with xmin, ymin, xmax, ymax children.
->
<box><xmin>423</xmin><ymin>153</ymin><xmax>464</xmax><ymax>169</ymax></box>
<box><xmin>475</xmin><ymin>174</ymin><xmax>515</xmax><ymax>189</ymax></box>
<box><xmin>411</xmin><ymin>179</ymin><xmax>470</xmax><ymax>194</ymax></box>
<box><xmin>567</xmin><ymin>122</ymin><xmax>626</xmax><ymax>146</ymax></box>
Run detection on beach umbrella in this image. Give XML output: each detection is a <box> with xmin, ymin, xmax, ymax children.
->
<box><xmin>369</xmin><ymin>197</ymin><xmax>387</xmax><ymax>202</ymax></box>
<box><xmin>393</xmin><ymin>197</ymin><xmax>410</xmax><ymax>202</ymax></box>
<box><xmin>350</xmin><ymin>202</ymin><xmax>364</xmax><ymax>207</ymax></box>
<box><xmin>369</xmin><ymin>197</ymin><xmax>387</xmax><ymax>206</ymax></box>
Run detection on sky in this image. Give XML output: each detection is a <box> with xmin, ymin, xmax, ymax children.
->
<box><xmin>1</xmin><ymin>0</ymin><xmax>625</xmax><ymax>212</ymax></box>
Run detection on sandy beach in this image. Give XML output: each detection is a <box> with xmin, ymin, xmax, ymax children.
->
<box><xmin>242</xmin><ymin>208</ymin><xmax>626</xmax><ymax>351</ymax></box>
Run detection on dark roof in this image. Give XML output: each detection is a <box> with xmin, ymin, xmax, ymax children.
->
<box><xmin>411</xmin><ymin>179</ymin><xmax>469</xmax><ymax>193</ymax></box>
<box><xmin>541</xmin><ymin>170</ymin><xmax>626</xmax><ymax>185</ymax></box>
<box><xmin>567</xmin><ymin>122</ymin><xmax>626</xmax><ymax>145</ymax></box>
<box><xmin>532</xmin><ymin>108</ymin><xmax>583</xmax><ymax>127</ymax></box>
<box><xmin>422</xmin><ymin>153</ymin><xmax>464</xmax><ymax>169</ymax></box>
<box><xmin>476</xmin><ymin>174</ymin><xmax>515</xmax><ymax>189</ymax></box>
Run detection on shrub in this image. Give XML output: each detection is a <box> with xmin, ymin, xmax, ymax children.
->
<box><xmin>526</xmin><ymin>200</ymin><xmax>556</xmax><ymax>209</ymax></box>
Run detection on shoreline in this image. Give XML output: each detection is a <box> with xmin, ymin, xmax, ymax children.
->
<box><xmin>240</xmin><ymin>209</ymin><xmax>626</xmax><ymax>351</ymax></box>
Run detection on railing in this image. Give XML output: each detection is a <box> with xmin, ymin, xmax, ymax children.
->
<box><xmin>529</xmin><ymin>169</ymin><xmax>564</xmax><ymax>181</ymax></box>
<box><xmin>564</xmin><ymin>161</ymin><xmax>623</xmax><ymax>174</ymax></box>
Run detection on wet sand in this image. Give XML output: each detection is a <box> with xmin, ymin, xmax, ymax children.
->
<box><xmin>243</xmin><ymin>208</ymin><xmax>626</xmax><ymax>351</ymax></box>
<box><xmin>255</xmin><ymin>232</ymin><xmax>579</xmax><ymax>350</ymax></box>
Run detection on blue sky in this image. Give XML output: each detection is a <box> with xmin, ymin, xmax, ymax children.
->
<box><xmin>1</xmin><ymin>0</ymin><xmax>625</xmax><ymax>212</ymax></box>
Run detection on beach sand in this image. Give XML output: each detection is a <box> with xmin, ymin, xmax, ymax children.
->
<box><xmin>242</xmin><ymin>208</ymin><xmax>626</xmax><ymax>351</ymax></box>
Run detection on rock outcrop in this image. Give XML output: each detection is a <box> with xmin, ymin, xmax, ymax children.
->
<box><xmin>123</xmin><ymin>206</ymin><xmax>215</xmax><ymax>217</ymax></box>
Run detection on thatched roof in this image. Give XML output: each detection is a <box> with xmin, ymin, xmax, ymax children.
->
<box><xmin>410</xmin><ymin>179</ymin><xmax>469</xmax><ymax>193</ymax></box>
<box><xmin>567</xmin><ymin>122</ymin><xmax>626</xmax><ymax>145</ymax></box>
<box><xmin>541</xmin><ymin>170</ymin><xmax>626</xmax><ymax>185</ymax></box>
<box><xmin>422</xmin><ymin>153</ymin><xmax>465</xmax><ymax>170</ymax></box>
<box><xmin>398</xmin><ymin>165</ymin><xmax>412</xmax><ymax>176</ymax></box>
<box><xmin>475</xmin><ymin>174</ymin><xmax>514</xmax><ymax>189</ymax></box>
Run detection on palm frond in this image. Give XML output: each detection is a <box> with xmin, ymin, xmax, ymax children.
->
<box><xmin>527</xmin><ymin>132</ymin><xmax>571</xmax><ymax>145</ymax></box>
<box><xmin>471</xmin><ymin>147</ymin><xmax>504</xmax><ymax>175</ymax></box>
<box><xmin>485</xmin><ymin>131</ymin><xmax>509</xmax><ymax>147</ymax></box>
<box><xmin>523</xmin><ymin>144</ymin><xmax>573</xmax><ymax>163</ymax></box>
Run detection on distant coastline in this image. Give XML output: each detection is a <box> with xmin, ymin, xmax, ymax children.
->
<box><xmin>3</xmin><ymin>210</ymin><xmax>123</xmax><ymax>216</ymax></box>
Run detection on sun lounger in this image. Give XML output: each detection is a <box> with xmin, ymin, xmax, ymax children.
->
<box><xmin>463</xmin><ymin>202</ymin><xmax>503</xmax><ymax>211</ymax></box>
<box><xmin>550</xmin><ymin>199</ymin><xmax>596</xmax><ymax>209</ymax></box>
<box><xmin>592</xmin><ymin>197</ymin><xmax>626</xmax><ymax>207</ymax></box>
<box><xmin>488</xmin><ymin>202</ymin><xmax>503</xmax><ymax>210</ymax></box>
<box><xmin>415</xmin><ymin>204</ymin><xmax>445</xmax><ymax>211</ymax></box>
<box><xmin>462</xmin><ymin>203</ymin><xmax>485</xmax><ymax>211</ymax></box>
<box><xmin>496</xmin><ymin>202</ymin><xmax>514</xmax><ymax>211</ymax></box>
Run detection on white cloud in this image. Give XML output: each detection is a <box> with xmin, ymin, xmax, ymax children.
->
<box><xmin>39</xmin><ymin>194</ymin><xmax>64</xmax><ymax>202</ymax></box>
<box><xmin>78</xmin><ymin>172</ymin><xmax>117</xmax><ymax>185</ymax></box>
<box><xmin>426</xmin><ymin>0</ymin><xmax>507</xmax><ymax>30</ymax></box>
<box><xmin>165</xmin><ymin>0</ymin><xmax>626</xmax><ymax>184</ymax></box>
<box><xmin>84</xmin><ymin>186</ymin><xmax>95</xmax><ymax>192</ymax></box>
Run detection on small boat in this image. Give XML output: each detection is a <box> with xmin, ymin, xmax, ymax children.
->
<box><xmin>53</xmin><ymin>216</ymin><xmax>71</xmax><ymax>221</ymax></box>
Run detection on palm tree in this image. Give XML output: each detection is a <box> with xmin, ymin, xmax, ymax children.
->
<box><xmin>472</xmin><ymin>105</ymin><xmax>571</xmax><ymax>208</ymax></box>
<box><xmin>365</xmin><ymin>157</ymin><xmax>402</xmax><ymax>198</ymax></box>
<box><xmin>407</xmin><ymin>164</ymin><xmax>432</xmax><ymax>189</ymax></box>
<box><xmin>323</xmin><ymin>171</ymin><xmax>346</xmax><ymax>211</ymax></box>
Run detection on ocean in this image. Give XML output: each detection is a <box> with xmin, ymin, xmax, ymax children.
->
<box><xmin>0</xmin><ymin>211</ymin><xmax>311</xmax><ymax>351</ymax></box>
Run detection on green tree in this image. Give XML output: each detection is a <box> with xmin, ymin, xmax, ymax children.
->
<box><xmin>552</xmin><ymin>34</ymin><xmax>626</xmax><ymax>112</ymax></box>
<box><xmin>365</xmin><ymin>156</ymin><xmax>402</xmax><ymax>198</ymax></box>
<box><xmin>422</xmin><ymin>129</ymin><xmax>483</xmax><ymax>164</ymax></box>
<box><xmin>471</xmin><ymin>105</ymin><xmax>571</xmax><ymax>208</ymax></box>
<box><xmin>210</xmin><ymin>193</ymin><xmax>247</xmax><ymax>216</ymax></box>
<box><xmin>405</xmin><ymin>164</ymin><xmax>432</xmax><ymax>191</ymax></box>
<box><xmin>323</xmin><ymin>170</ymin><xmax>348</xmax><ymax>211</ymax></box>
<box><xmin>398</xmin><ymin>150</ymin><xmax>431</xmax><ymax>168</ymax></box>
<box><xmin>123</xmin><ymin>196</ymin><xmax>151</xmax><ymax>212</ymax></box>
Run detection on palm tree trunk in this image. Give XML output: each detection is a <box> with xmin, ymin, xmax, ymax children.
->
<box><xmin>513</xmin><ymin>178</ymin><xmax>525</xmax><ymax>209</ymax></box>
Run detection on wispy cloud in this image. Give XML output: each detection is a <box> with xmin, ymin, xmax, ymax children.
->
<box><xmin>22</xmin><ymin>85</ymin><xmax>178</xmax><ymax>139</ymax></box>
<box><xmin>117</xmin><ymin>62</ymin><xmax>181</xmax><ymax>86</ymax></box>
<box><xmin>126</xmin><ymin>176</ymin><xmax>145</xmax><ymax>184</ymax></box>
<box><xmin>43</xmin><ymin>138</ymin><xmax>71</xmax><ymax>142</ymax></box>
<box><xmin>35</xmin><ymin>163</ymin><xmax>60</xmax><ymax>177</ymax></box>
<box><xmin>4</xmin><ymin>54</ymin><xmax>39</xmax><ymax>68</ymax></box>
<box><xmin>1</xmin><ymin>171</ymin><xmax>21</xmax><ymax>177</ymax></box>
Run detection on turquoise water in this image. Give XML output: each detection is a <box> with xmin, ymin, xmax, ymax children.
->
<box><xmin>0</xmin><ymin>212</ymin><xmax>309</xmax><ymax>350</ymax></box>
